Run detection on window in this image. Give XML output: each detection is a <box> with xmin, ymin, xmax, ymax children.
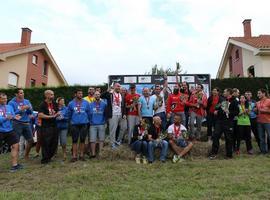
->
<box><xmin>235</xmin><ymin>50</ymin><xmax>239</xmax><ymax>59</ymax></box>
<box><xmin>42</xmin><ymin>61</ymin><xmax>48</xmax><ymax>76</ymax></box>
<box><xmin>32</xmin><ymin>55</ymin><xmax>38</xmax><ymax>65</ymax></box>
<box><xmin>30</xmin><ymin>79</ymin><xmax>36</xmax><ymax>87</ymax></box>
<box><xmin>8</xmin><ymin>72</ymin><xmax>19</xmax><ymax>87</ymax></box>
<box><xmin>42</xmin><ymin>83</ymin><xmax>46</xmax><ymax>87</ymax></box>
<box><xmin>229</xmin><ymin>56</ymin><xmax>233</xmax><ymax>73</ymax></box>
<box><xmin>248</xmin><ymin>66</ymin><xmax>255</xmax><ymax>77</ymax></box>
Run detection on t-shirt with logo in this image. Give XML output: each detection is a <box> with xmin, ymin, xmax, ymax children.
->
<box><xmin>67</xmin><ymin>99</ymin><xmax>90</xmax><ymax>125</ymax></box>
<box><xmin>138</xmin><ymin>95</ymin><xmax>156</xmax><ymax>117</ymax></box>
<box><xmin>0</xmin><ymin>104</ymin><xmax>15</xmax><ymax>133</ymax></box>
<box><xmin>89</xmin><ymin>100</ymin><xmax>107</xmax><ymax>125</ymax></box>
<box><xmin>125</xmin><ymin>93</ymin><xmax>140</xmax><ymax>116</ymax></box>
<box><xmin>167</xmin><ymin>123</ymin><xmax>187</xmax><ymax>139</ymax></box>
<box><xmin>112</xmin><ymin>92</ymin><xmax>122</xmax><ymax>116</ymax></box>
<box><xmin>152</xmin><ymin>91</ymin><xmax>166</xmax><ymax>114</ymax></box>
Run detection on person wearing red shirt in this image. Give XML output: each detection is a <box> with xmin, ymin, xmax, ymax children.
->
<box><xmin>188</xmin><ymin>84</ymin><xmax>207</xmax><ymax>140</ymax></box>
<box><xmin>166</xmin><ymin>84</ymin><xmax>188</xmax><ymax>126</ymax></box>
<box><xmin>206</xmin><ymin>88</ymin><xmax>220</xmax><ymax>142</ymax></box>
<box><xmin>125</xmin><ymin>84</ymin><xmax>140</xmax><ymax>144</ymax></box>
<box><xmin>256</xmin><ymin>88</ymin><xmax>270</xmax><ymax>154</ymax></box>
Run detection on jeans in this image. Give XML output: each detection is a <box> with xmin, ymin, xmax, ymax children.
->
<box><xmin>131</xmin><ymin>140</ymin><xmax>147</xmax><ymax>156</ymax></box>
<box><xmin>154</xmin><ymin>112</ymin><xmax>167</xmax><ymax>130</ymax></box>
<box><xmin>257</xmin><ymin>122</ymin><xmax>270</xmax><ymax>154</ymax></box>
<box><xmin>148</xmin><ymin>140</ymin><xmax>168</xmax><ymax>162</ymax></box>
<box><xmin>109</xmin><ymin>115</ymin><xmax>126</xmax><ymax>145</ymax></box>
<box><xmin>190</xmin><ymin>111</ymin><xmax>203</xmax><ymax>138</ymax></box>
<box><xmin>89</xmin><ymin>125</ymin><xmax>105</xmax><ymax>142</ymax></box>
<box><xmin>127</xmin><ymin>115</ymin><xmax>140</xmax><ymax>144</ymax></box>
<box><xmin>58</xmin><ymin>129</ymin><xmax>68</xmax><ymax>146</ymax></box>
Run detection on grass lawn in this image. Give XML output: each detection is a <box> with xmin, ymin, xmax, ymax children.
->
<box><xmin>0</xmin><ymin>142</ymin><xmax>270</xmax><ymax>200</ymax></box>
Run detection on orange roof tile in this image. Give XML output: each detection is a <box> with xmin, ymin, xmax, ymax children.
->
<box><xmin>230</xmin><ymin>35</ymin><xmax>270</xmax><ymax>49</ymax></box>
<box><xmin>0</xmin><ymin>43</ymin><xmax>44</xmax><ymax>53</ymax></box>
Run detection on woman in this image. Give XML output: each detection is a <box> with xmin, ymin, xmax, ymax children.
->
<box><xmin>56</xmin><ymin>97</ymin><xmax>68</xmax><ymax>160</ymax></box>
<box><xmin>236</xmin><ymin>95</ymin><xmax>253</xmax><ymax>155</ymax></box>
<box><xmin>131</xmin><ymin>119</ymin><xmax>148</xmax><ymax>164</ymax></box>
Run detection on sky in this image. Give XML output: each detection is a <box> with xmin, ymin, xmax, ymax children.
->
<box><xmin>1</xmin><ymin>0</ymin><xmax>270</xmax><ymax>85</ymax></box>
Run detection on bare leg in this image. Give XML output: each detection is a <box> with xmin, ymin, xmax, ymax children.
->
<box><xmin>90</xmin><ymin>142</ymin><xmax>96</xmax><ymax>156</ymax></box>
<box><xmin>62</xmin><ymin>145</ymin><xmax>67</xmax><ymax>160</ymax></box>
<box><xmin>72</xmin><ymin>143</ymin><xmax>77</xmax><ymax>158</ymax></box>
<box><xmin>11</xmin><ymin>143</ymin><xmax>19</xmax><ymax>166</ymax></box>
<box><xmin>24</xmin><ymin>140</ymin><xmax>33</xmax><ymax>159</ymax></box>
<box><xmin>79</xmin><ymin>143</ymin><xmax>85</xmax><ymax>158</ymax></box>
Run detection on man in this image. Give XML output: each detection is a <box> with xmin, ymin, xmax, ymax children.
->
<box><xmin>256</xmin><ymin>89</ymin><xmax>270</xmax><ymax>154</ymax></box>
<box><xmin>181</xmin><ymin>81</ymin><xmax>191</xmax><ymax>129</ymax></box>
<box><xmin>245</xmin><ymin>91</ymin><xmax>261</xmax><ymax>150</ymax></box>
<box><xmin>166</xmin><ymin>84</ymin><xmax>188</xmax><ymax>126</ymax></box>
<box><xmin>206</xmin><ymin>87</ymin><xmax>220</xmax><ymax>142</ymax></box>
<box><xmin>38</xmin><ymin>90</ymin><xmax>60</xmax><ymax>164</ymax></box>
<box><xmin>84</xmin><ymin>87</ymin><xmax>95</xmax><ymax>103</ymax></box>
<box><xmin>0</xmin><ymin>93</ymin><xmax>23</xmax><ymax>172</ymax></box>
<box><xmin>167</xmin><ymin>114</ymin><xmax>193</xmax><ymax>163</ymax></box>
<box><xmin>232</xmin><ymin>88</ymin><xmax>240</xmax><ymax>151</ymax></box>
<box><xmin>188</xmin><ymin>84</ymin><xmax>207</xmax><ymax>140</ymax></box>
<box><xmin>209</xmin><ymin>88</ymin><xmax>239</xmax><ymax>159</ymax></box>
<box><xmin>138</xmin><ymin>87</ymin><xmax>156</xmax><ymax>124</ymax></box>
<box><xmin>67</xmin><ymin>89</ymin><xmax>90</xmax><ymax>161</ymax></box>
<box><xmin>152</xmin><ymin>85</ymin><xmax>167</xmax><ymax>130</ymax></box>
<box><xmin>101</xmin><ymin>83</ymin><xmax>126</xmax><ymax>149</ymax></box>
<box><xmin>8</xmin><ymin>88</ymin><xmax>33</xmax><ymax>160</ymax></box>
<box><xmin>125</xmin><ymin>84</ymin><xmax>140</xmax><ymax>144</ymax></box>
<box><xmin>89</xmin><ymin>91</ymin><xmax>107</xmax><ymax>158</ymax></box>
<box><xmin>147</xmin><ymin>116</ymin><xmax>168</xmax><ymax>163</ymax></box>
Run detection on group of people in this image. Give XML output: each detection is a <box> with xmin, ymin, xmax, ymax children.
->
<box><xmin>1</xmin><ymin>76</ymin><xmax>270</xmax><ymax>171</ymax></box>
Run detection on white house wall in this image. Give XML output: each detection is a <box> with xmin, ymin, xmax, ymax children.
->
<box><xmin>242</xmin><ymin>48</ymin><xmax>263</xmax><ymax>77</ymax></box>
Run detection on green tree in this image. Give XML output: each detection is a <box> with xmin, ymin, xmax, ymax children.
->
<box><xmin>146</xmin><ymin>63</ymin><xmax>185</xmax><ymax>75</ymax></box>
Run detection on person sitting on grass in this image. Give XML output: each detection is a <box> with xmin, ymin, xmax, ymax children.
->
<box><xmin>131</xmin><ymin>118</ymin><xmax>149</xmax><ymax>164</ymax></box>
<box><xmin>167</xmin><ymin>114</ymin><xmax>193</xmax><ymax>163</ymax></box>
<box><xmin>147</xmin><ymin>116</ymin><xmax>168</xmax><ymax>163</ymax></box>
<box><xmin>0</xmin><ymin>92</ymin><xmax>23</xmax><ymax>172</ymax></box>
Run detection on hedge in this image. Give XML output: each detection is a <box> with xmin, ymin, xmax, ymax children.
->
<box><xmin>0</xmin><ymin>85</ymin><xmax>107</xmax><ymax>110</ymax></box>
<box><xmin>1</xmin><ymin>77</ymin><xmax>270</xmax><ymax>110</ymax></box>
<box><xmin>211</xmin><ymin>77</ymin><xmax>270</xmax><ymax>98</ymax></box>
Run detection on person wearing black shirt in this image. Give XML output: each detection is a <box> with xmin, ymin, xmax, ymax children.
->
<box><xmin>209</xmin><ymin>88</ymin><xmax>239</xmax><ymax>159</ymax></box>
<box><xmin>38</xmin><ymin>90</ymin><xmax>60</xmax><ymax>164</ymax></box>
<box><xmin>147</xmin><ymin>116</ymin><xmax>168</xmax><ymax>163</ymax></box>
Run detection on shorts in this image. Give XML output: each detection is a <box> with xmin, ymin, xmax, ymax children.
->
<box><xmin>176</xmin><ymin>138</ymin><xmax>188</xmax><ymax>148</ymax></box>
<box><xmin>58</xmin><ymin>129</ymin><xmax>68</xmax><ymax>145</ymax></box>
<box><xmin>70</xmin><ymin>124</ymin><xmax>88</xmax><ymax>144</ymax></box>
<box><xmin>89</xmin><ymin>125</ymin><xmax>105</xmax><ymax>143</ymax></box>
<box><xmin>0</xmin><ymin>131</ymin><xmax>19</xmax><ymax>146</ymax></box>
<box><xmin>13</xmin><ymin>121</ymin><xmax>33</xmax><ymax>141</ymax></box>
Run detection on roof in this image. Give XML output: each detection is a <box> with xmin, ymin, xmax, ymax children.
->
<box><xmin>0</xmin><ymin>43</ymin><xmax>68</xmax><ymax>85</ymax></box>
<box><xmin>230</xmin><ymin>35</ymin><xmax>270</xmax><ymax>49</ymax></box>
<box><xmin>0</xmin><ymin>43</ymin><xmax>45</xmax><ymax>53</ymax></box>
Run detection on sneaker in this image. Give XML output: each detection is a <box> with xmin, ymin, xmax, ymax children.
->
<box><xmin>248</xmin><ymin>150</ymin><xmax>253</xmax><ymax>155</ymax></box>
<box><xmin>33</xmin><ymin>154</ymin><xmax>40</xmax><ymax>158</ymax></box>
<box><xmin>142</xmin><ymin>156</ymin><xmax>148</xmax><ymax>164</ymax></box>
<box><xmin>115</xmin><ymin>141</ymin><xmax>121</xmax><ymax>146</ymax></box>
<box><xmin>10</xmin><ymin>164</ymin><xmax>23</xmax><ymax>173</ymax></box>
<box><xmin>79</xmin><ymin>156</ymin><xmax>86</xmax><ymax>161</ymax></box>
<box><xmin>135</xmin><ymin>156</ymin><xmax>141</xmax><ymax>164</ymax></box>
<box><xmin>111</xmin><ymin>144</ymin><xmax>117</xmax><ymax>150</ymax></box>
<box><xmin>70</xmin><ymin>157</ymin><xmax>78</xmax><ymax>163</ymax></box>
<box><xmin>178</xmin><ymin>157</ymin><xmax>185</xmax><ymax>163</ymax></box>
<box><xmin>209</xmin><ymin>154</ymin><xmax>217</xmax><ymax>160</ymax></box>
<box><xmin>172</xmin><ymin>155</ymin><xmax>180</xmax><ymax>163</ymax></box>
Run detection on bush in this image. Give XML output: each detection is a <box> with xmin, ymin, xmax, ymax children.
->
<box><xmin>0</xmin><ymin>85</ymin><xmax>107</xmax><ymax>110</ymax></box>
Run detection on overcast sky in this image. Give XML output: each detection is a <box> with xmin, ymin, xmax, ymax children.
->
<box><xmin>1</xmin><ymin>0</ymin><xmax>270</xmax><ymax>85</ymax></box>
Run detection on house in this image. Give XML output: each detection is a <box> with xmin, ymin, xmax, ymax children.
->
<box><xmin>0</xmin><ymin>28</ymin><xmax>67</xmax><ymax>88</ymax></box>
<box><xmin>216</xmin><ymin>19</ymin><xmax>270</xmax><ymax>79</ymax></box>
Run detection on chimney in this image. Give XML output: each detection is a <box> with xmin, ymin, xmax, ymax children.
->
<box><xmin>21</xmin><ymin>27</ymin><xmax>32</xmax><ymax>46</ymax></box>
<box><xmin>242</xmin><ymin>19</ymin><xmax>252</xmax><ymax>38</ymax></box>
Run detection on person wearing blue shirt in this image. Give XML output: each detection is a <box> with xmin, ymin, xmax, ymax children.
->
<box><xmin>89</xmin><ymin>91</ymin><xmax>107</xmax><ymax>158</ymax></box>
<box><xmin>8</xmin><ymin>88</ymin><xmax>33</xmax><ymax>160</ymax></box>
<box><xmin>67</xmin><ymin>89</ymin><xmax>90</xmax><ymax>162</ymax></box>
<box><xmin>0</xmin><ymin>92</ymin><xmax>23</xmax><ymax>172</ymax></box>
<box><xmin>138</xmin><ymin>87</ymin><xmax>156</xmax><ymax>124</ymax></box>
<box><xmin>56</xmin><ymin>97</ymin><xmax>69</xmax><ymax>161</ymax></box>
